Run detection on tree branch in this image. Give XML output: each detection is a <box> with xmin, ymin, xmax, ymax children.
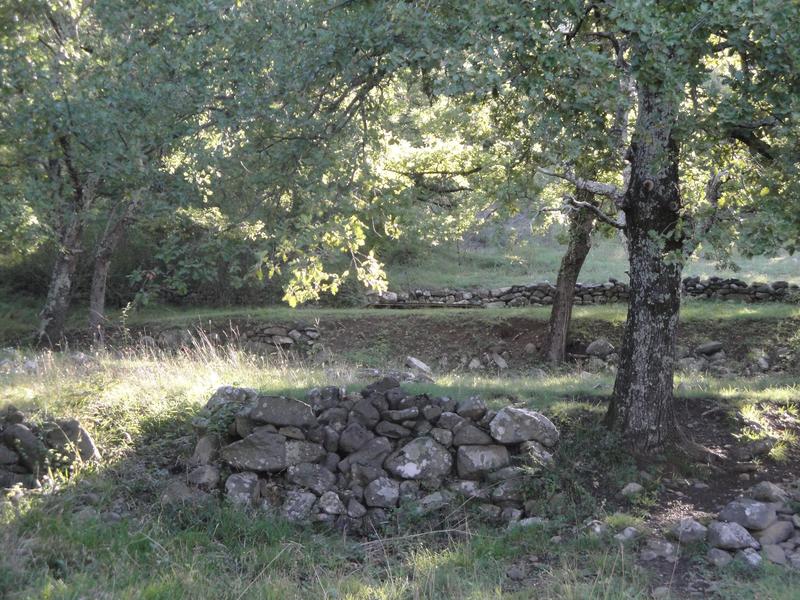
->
<box><xmin>564</xmin><ymin>195</ymin><xmax>625</xmax><ymax>230</ymax></box>
<box><xmin>538</xmin><ymin>167</ymin><xmax>624</xmax><ymax>203</ymax></box>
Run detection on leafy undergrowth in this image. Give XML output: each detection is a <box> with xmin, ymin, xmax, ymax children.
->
<box><xmin>1</xmin><ymin>344</ymin><xmax>799</xmax><ymax>598</ymax></box>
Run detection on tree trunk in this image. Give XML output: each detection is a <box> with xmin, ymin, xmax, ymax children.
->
<box><xmin>546</xmin><ymin>190</ymin><xmax>595</xmax><ymax>364</ymax></box>
<box><xmin>89</xmin><ymin>193</ymin><xmax>143</xmax><ymax>344</ymax></box>
<box><xmin>605</xmin><ymin>84</ymin><xmax>684</xmax><ymax>453</ymax></box>
<box><xmin>37</xmin><ymin>216</ymin><xmax>84</xmax><ymax>347</ymax></box>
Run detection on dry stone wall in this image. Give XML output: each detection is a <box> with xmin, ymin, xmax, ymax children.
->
<box><xmin>368</xmin><ymin>277</ymin><xmax>799</xmax><ymax>308</ymax></box>
<box><xmin>178</xmin><ymin>378</ymin><xmax>559</xmax><ymax>532</ymax></box>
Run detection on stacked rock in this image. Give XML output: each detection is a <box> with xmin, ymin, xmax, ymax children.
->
<box><xmin>184</xmin><ymin>379</ymin><xmax>560</xmax><ymax>532</ymax></box>
<box><xmin>154</xmin><ymin>323</ymin><xmax>320</xmax><ymax>354</ymax></box>
<box><xmin>0</xmin><ymin>405</ymin><xmax>101</xmax><ymax>489</ymax></box>
<box><xmin>664</xmin><ymin>481</ymin><xmax>800</xmax><ymax>570</ymax></box>
<box><xmin>366</xmin><ymin>276</ymin><xmax>798</xmax><ymax>308</ymax></box>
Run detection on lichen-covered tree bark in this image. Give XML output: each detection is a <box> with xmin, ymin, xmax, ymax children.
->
<box><xmin>546</xmin><ymin>193</ymin><xmax>595</xmax><ymax>364</ymax></box>
<box><xmin>605</xmin><ymin>85</ymin><xmax>684</xmax><ymax>452</ymax></box>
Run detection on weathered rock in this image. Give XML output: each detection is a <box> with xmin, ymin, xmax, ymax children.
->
<box><xmin>415</xmin><ymin>491</ymin><xmax>454</xmax><ymax>514</ymax></box>
<box><xmin>620</xmin><ymin>482</ymin><xmax>644</xmax><ymax>498</ymax></box>
<box><xmin>707</xmin><ymin>521</ymin><xmax>759</xmax><ymax>550</ymax></box>
<box><xmin>405</xmin><ymin>356</ymin><xmax>432</xmax><ymax>375</ymax></box>
<box><xmin>719</xmin><ymin>498</ymin><xmax>777</xmax><ymax>530</ymax></box>
<box><xmin>339</xmin><ymin>423</ymin><xmax>375</xmax><ymax>453</ymax></box>
<box><xmin>430</xmin><ymin>427</ymin><xmax>453</xmax><ymax>447</ymax></box>
<box><xmin>456</xmin><ymin>397</ymin><xmax>487</xmax><ymax>420</ymax></box>
<box><xmin>736</xmin><ymin>547</ymin><xmax>763</xmax><ymax>568</ymax></box>
<box><xmin>763</xmin><ymin>544</ymin><xmax>787</xmax><ymax>565</ymax></box>
<box><xmin>349</xmin><ymin>399</ymin><xmax>381</xmax><ymax>429</ymax></box>
<box><xmin>756</xmin><ymin>521</ymin><xmax>794</xmax><ymax>546</ymax></box>
<box><xmin>639</xmin><ymin>538</ymin><xmax>678</xmax><ymax>562</ymax></box>
<box><xmin>695</xmin><ymin>341</ymin><xmax>724</xmax><ymax>355</ymax></box>
<box><xmin>338</xmin><ymin>436</ymin><xmax>393</xmax><ymax>472</ymax></box>
<box><xmin>385</xmin><ymin>437</ymin><xmax>452</xmax><ymax>480</ymax></box>
<box><xmin>317</xmin><ymin>491</ymin><xmax>346</xmax><ymax>515</ymax></box>
<box><xmin>585</xmin><ymin>338</ymin><xmax>615</xmax><ymax>358</ymax></box>
<box><xmin>282</xmin><ymin>491</ymin><xmax>317</xmax><ymax>521</ymax></box>
<box><xmin>456</xmin><ymin>445</ymin><xmax>510</xmax><ymax>479</ymax></box>
<box><xmin>375</xmin><ymin>421</ymin><xmax>412</xmax><ymax>438</ymax></box>
<box><xmin>221</xmin><ymin>430</ymin><xmax>287</xmax><ymax>472</ymax></box>
<box><xmin>668</xmin><ymin>518</ymin><xmax>707</xmax><ymax>544</ymax></box>
<box><xmin>0</xmin><ymin>445</ymin><xmax>19</xmax><ymax>465</ymax></box>
<box><xmin>519</xmin><ymin>440</ymin><xmax>554</xmax><ymax>468</ymax></box>
<box><xmin>448</xmin><ymin>479</ymin><xmax>489</xmax><ymax>500</ymax></box>
<box><xmin>278</xmin><ymin>426</ymin><xmax>305</xmax><ymax>440</ymax></box>
<box><xmin>161</xmin><ymin>480</ymin><xmax>208</xmax><ymax>506</ymax></box>
<box><xmin>43</xmin><ymin>419</ymin><xmax>101</xmax><ymax>462</ymax></box>
<box><xmin>614</xmin><ymin>527</ymin><xmax>640</xmax><ymax>543</ymax></box>
<box><xmin>492</xmin><ymin>478</ymin><xmax>526</xmax><ymax>503</ymax></box>
<box><xmin>286</xmin><ymin>463</ymin><xmax>336</xmax><ymax>495</ymax></box>
<box><xmin>187</xmin><ymin>465</ymin><xmax>220</xmax><ymax>489</ymax></box>
<box><xmin>246</xmin><ymin>396</ymin><xmax>315</xmax><ymax>428</ymax></box>
<box><xmin>452</xmin><ymin>423</ymin><xmax>493</xmax><ymax>446</ymax></box>
<box><xmin>707</xmin><ymin>548</ymin><xmax>733</xmax><ymax>568</ymax></box>
<box><xmin>364</xmin><ymin>477</ymin><xmax>400</xmax><ymax>508</ymax></box>
<box><xmin>225</xmin><ymin>472</ymin><xmax>260</xmax><ymax>505</ymax></box>
<box><xmin>1</xmin><ymin>424</ymin><xmax>46</xmax><ymax>473</ymax></box>
<box><xmin>286</xmin><ymin>440</ymin><xmax>326</xmax><ymax>466</ymax></box>
<box><xmin>437</xmin><ymin>412</ymin><xmax>466</xmax><ymax>431</ymax></box>
<box><xmin>750</xmin><ymin>481</ymin><xmax>789</xmax><ymax>503</ymax></box>
<box><xmin>347</xmin><ymin>498</ymin><xmax>367</xmax><ymax>518</ymax></box>
<box><xmin>489</xmin><ymin>407</ymin><xmax>559</xmax><ymax>446</ymax></box>
<box><xmin>382</xmin><ymin>408</ymin><xmax>419</xmax><ymax>422</ymax></box>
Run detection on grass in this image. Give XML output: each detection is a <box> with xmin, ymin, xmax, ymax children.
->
<box><xmin>2</xmin><ymin>341</ymin><xmax>799</xmax><ymax>598</ymax></box>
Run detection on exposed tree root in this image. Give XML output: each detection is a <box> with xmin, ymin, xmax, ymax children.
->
<box><xmin>673</xmin><ymin>425</ymin><xmax>758</xmax><ymax>473</ymax></box>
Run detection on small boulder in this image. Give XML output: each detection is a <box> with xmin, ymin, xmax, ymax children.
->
<box><xmin>405</xmin><ymin>356</ymin><xmax>432</xmax><ymax>375</ymax></box>
<box><xmin>187</xmin><ymin>465</ymin><xmax>220</xmax><ymax>489</ymax></box>
<box><xmin>736</xmin><ymin>547</ymin><xmax>762</xmax><ymax>569</ymax></box>
<box><xmin>286</xmin><ymin>463</ymin><xmax>336</xmax><ymax>495</ymax></box>
<box><xmin>762</xmin><ymin>544</ymin><xmax>787</xmax><ymax>565</ymax></box>
<box><xmin>364</xmin><ymin>477</ymin><xmax>400</xmax><ymax>508</ymax></box>
<box><xmin>489</xmin><ymin>407</ymin><xmax>559</xmax><ymax>446</ymax></box>
<box><xmin>620</xmin><ymin>482</ymin><xmax>644</xmax><ymax>498</ymax></box>
<box><xmin>585</xmin><ymin>338</ymin><xmax>615</xmax><ymax>358</ymax></box>
<box><xmin>456</xmin><ymin>397</ymin><xmax>487</xmax><ymax>420</ymax></box>
<box><xmin>750</xmin><ymin>481</ymin><xmax>789</xmax><ymax>503</ymax></box>
<box><xmin>695</xmin><ymin>341</ymin><xmax>724</xmax><ymax>356</ymax></box>
<box><xmin>668</xmin><ymin>517</ymin><xmax>707</xmax><ymax>544</ymax></box>
<box><xmin>456</xmin><ymin>445</ymin><xmax>510</xmax><ymax>479</ymax></box>
<box><xmin>718</xmin><ymin>498</ymin><xmax>777</xmax><ymax>530</ymax></box>
<box><xmin>245</xmin><ymin>395</ymin><xmax>315</xmax><ymax>428</ymax></box>
<box><xmin>225</xmin><ymin>472</ymin><xmax>260</xmax><ymax>506</ymax></box>
<box><xmin>384</xmin><ymin>437</ymin><xmax>453</xmax><ymax>480</ymax></box>
<box><xmin>317</xmin><ymin>491</ymin><xmax>346</xmax><ymax>515</ymax></box>
<box><xmin>221</xmin><ymin>430</ymin><xmax>288</xmax><ymax>472</ymax></box>
<box><xmin>707</xmin><ymin>548</ymin><xmax>733</xmax><ymax>568</ymax></box>
<box><xmin>707</xmin><ymin>521</ymin><xmax>759</xmax><ymax>550</ymax></box>
<box><xmin>282</xmin><ymin>491</ymin><xmax>317</xmax><ymax>521</ymax></box>
<box><xmin>756</xmin><ymin>520</ymin><xmax>794</xmax><ymax>546</ymax></box>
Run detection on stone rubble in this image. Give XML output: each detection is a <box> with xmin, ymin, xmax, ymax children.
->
<box><xmin>655</xmin><ymin>480</ymin><xmax>800</xmax><ymax>571</ymax></box>
<box><xmin>0</xmin><ymin>406</ymin><xmax>101</xmax><ymax>490</ymax></box>
<box><xmin>177</xmin><ymin>380</ymin><xmax>561</xmax><ymax>533</ymax></box>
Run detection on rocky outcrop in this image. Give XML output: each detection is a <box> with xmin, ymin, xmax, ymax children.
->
<box><xmin>179</xmin><ymin>380</ymin><xmax>561</xmax><ymax>533</ymax></box>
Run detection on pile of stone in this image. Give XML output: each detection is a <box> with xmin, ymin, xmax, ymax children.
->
<box><xmin>651</xmin><ymin>481</ymin><xmax>800</xmax><ymax>570</ymax></box>
<box><xmin>180</xmin><ymin>379</ymin><xmax>560</xmax><ymax>532</ymax></box>
<box><xmin>682</xmin><ymin>277</ymin><xmax>798</xmax><ymax>302</ymax></box>
<box><xmin>367</xmin><ymin>279</ymin><xmax>630</xmax><ymax>308</ymax></box>
<box><xmin>149</xmin><ymin>323</ymin><xmax>320</xmax><ymax>354</ymax></box>
<box><xmin>0</xmin><ymin>405</ymin><xmax>101</xmax><ymax>489</ymax></box>
<box><xmin>367</xmin><ymin>276</ymin><xmax>798</xmax><ymax>309</ymax></box>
